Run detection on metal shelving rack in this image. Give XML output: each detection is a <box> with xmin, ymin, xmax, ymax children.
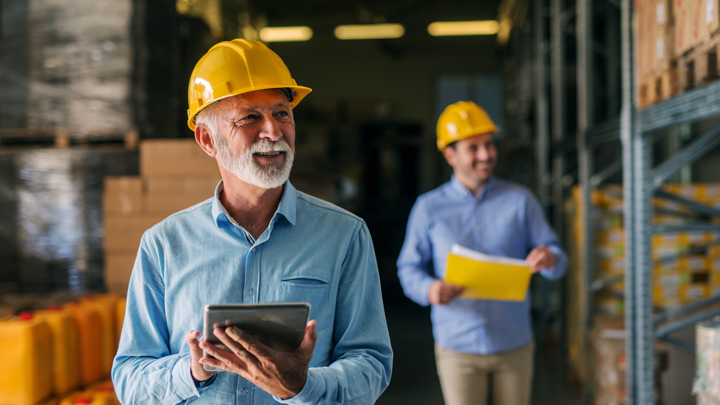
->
<box><xmin>508</xmin><ymin>0</ymin><xmax>720</xmax><ymax>401</ymax></box>
<box><xmin>619</xmin><ymin>1</ymin><xmax>720</xmax><ymax>402</ymax></box>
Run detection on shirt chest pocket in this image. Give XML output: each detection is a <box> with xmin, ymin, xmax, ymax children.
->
<box><xmin>279</xmin><ymin>275</ymin><xmax>331</xmax><ymax>330</ymax></box>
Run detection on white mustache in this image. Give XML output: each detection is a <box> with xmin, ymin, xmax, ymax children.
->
<box><xmin>250</xmin><ymin>139</ymin><xmax>291</xmax><ymax>154</ymax></box>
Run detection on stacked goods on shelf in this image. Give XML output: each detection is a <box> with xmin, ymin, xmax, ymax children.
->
<box><xmin>565</xmin><ymin>183</ymin><xmax>720</xmax><ymax>383</ymax></box>
<box><xmin>694</xmin><ymin>319</ymin><xmax>720</xmax><ymax>404</ymax></box>
<box><xmin>675</xmin><ymin>0</ymin><xmax>720</xmax><ymax>90</ymax></box>
<box><xmin>0</xmin><ymin>294</ymin><xmax>126</xmax><ymax>405</ymax></box>
<box><xmin>591</xmin><ymin>316</ymin><xmax>627</xmax><ymax>405</ymax></box>
<box><xmin>591</xmin><ymin>315</ymin><xmax>669</xmax><ymax>404</ymax></box>
<box><xmin>103</xmin><ymin>139</ymin><xmax>221</xmax><ymax>295</ymax></box>
<box><xmin>634</xmin><ymin>0</ymin><xmax>720</xmax><ymax>107</ymax></box>
<box><xmin>636</xmin><ymin>0</ymin><xmax>678</xmax><ymax>108</ymax></box>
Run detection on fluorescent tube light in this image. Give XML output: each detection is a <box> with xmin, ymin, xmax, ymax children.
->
<box><xmin>428</xmin><ymin>21</ymin><xmax>500</xmax><ymax>36</ymax></box>
<box><xmin>259</xmin><ymin>26</ymin><xmax>313</xmax><ymax>42</ymax></box>
<box><xmin>334</xmin><ymin>24</ymin><xmax>404</xmax><ymax>40</ymax></box>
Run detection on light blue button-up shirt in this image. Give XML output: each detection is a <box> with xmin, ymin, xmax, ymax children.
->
<box><xmin>112</xmin><ymin>181</ymin><xmax>392</xmax><ymax>405</ymax></box>
<box><xmin>397</xmin><ymin>176</ymin><xmax>566</xmax><ymax>355</ymax></box>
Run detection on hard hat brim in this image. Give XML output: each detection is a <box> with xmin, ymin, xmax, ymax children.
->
<box><xmin>187</xmin><ymin>85</ymin><xmax>312</xmax><ymax>131</ymax></box>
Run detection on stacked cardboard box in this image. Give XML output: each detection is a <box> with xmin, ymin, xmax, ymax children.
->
<box><xmin>566</xmin><ymin>183</ymin><xmax>720</xmax><ymax>383</ymax></box>
<box><xmin>591</xmin><ymin>315</ymin><xmax>669</xmax><ymax>404</ymax></box>
<box><xmin>636</xmin><ymin>0</ymin><xmax>679</xmax><ymax>108</ymax></box>
<box><xmin>675</xmin><ymin>0</ymin><xmax>720</xmax><ymax>90</ymax></box>
<box><xmin>103</xmin><ymin>140</ymin><xmax>220</xmax><ymax>295</ymax></box>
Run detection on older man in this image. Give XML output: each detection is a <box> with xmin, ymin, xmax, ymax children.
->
<box><xmin>112</xmin><ymin>39</ymin><xmax>392</xmax><ymax>405</ymax></box>
<box><xmin>397</xmin><ymin>101</ymin><xmax>566</xmax><ymax>405</ymax></box>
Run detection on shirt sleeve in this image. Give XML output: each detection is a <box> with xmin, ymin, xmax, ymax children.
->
<box><xmin>275</xmin><ymin>221</ymin><xmax>393</xmax><ymax>405</ymax></box>
<box><xmin>111</xmin><ymin>233</ymin><xmax>204</xmax><ymax>405</ymax></box>
<box><xmin>524</xmin><ymin>192</ymin><xmax>567</xmax><ymax>280</ymax></box>
<box><xmin>396</xmin><ymin>198</ymin><xmax>437</xmax><ymax>306</ymax></box>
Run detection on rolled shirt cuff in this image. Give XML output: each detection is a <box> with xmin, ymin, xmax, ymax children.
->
<box><xmin>539</xmin><ymin>245</ymin><xmax>565</xmax><ymax>280</ymax></box>
<box><xmin>171</xmin><ymin>353</ymin><xmax>202</xmax><ymax>400</ymax></box>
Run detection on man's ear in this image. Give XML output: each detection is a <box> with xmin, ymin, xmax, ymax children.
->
<box><xmin>442</xmin><ymin>146</ymin><xmax>456</xmax><ymax>167</ymax></box>
<box><xmin>195</xmin><ymin>124</ymin><xmax>217</xmax><ymax>158</ymax></box>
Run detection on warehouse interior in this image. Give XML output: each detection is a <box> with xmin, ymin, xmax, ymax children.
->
<box><xmin>1</xmin><ymin>0</ymin><xmax>720</xmax><ymax>403</ymax></box>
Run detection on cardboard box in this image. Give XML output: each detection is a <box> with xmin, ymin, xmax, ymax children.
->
<box><xmin>140</xmin><ymin>139</ymin><xmax>203</xmax><ymax>159</ymax></box>
<box><xmin>103</xmin><ymin>228</ymin><xmax>145</xmax><ymax>253</ymax></box>
<box><xmin>145</xmin><ymin>193</ymin><xmax>211</xmax><ymax>214</ymax></box>
<box><xmin>105</xmin><ymin>254</ymin><xmax>136</xmax><ymax>296</ymax></box>
<box><xmin>140</xmin><ymin>156</ymin><xmax>219</xmax><ymax>177</ymax></box>
<box><xmin>103</xmin><ymin>177</ymin><xmax>144</xmax><ymax>214</ymax></box>
<box><xmin>144</xmin><ymin>175</ymin><xmax>221</xmax><ymax>196</ymax></box>
<box><xmin>103</xmin><ymin>214</ymin><xmax>166</xmax><ymax>231</ymax></box>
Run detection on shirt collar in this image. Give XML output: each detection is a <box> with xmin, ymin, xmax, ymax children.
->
<box><xmin>211</xmin><ymin>180</ymin><xmax>298</xmax><ymax>227</ymax></box>
<box><xmin>449</xmin><ymin>175</ymin><xmax>496</xmax><ymax>201</ymax></box>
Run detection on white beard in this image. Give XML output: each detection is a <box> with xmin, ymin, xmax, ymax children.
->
<box><xmin>214</xmin><ymin>134</ymin><xmax>294</xmax><ymax>189</ymax></box>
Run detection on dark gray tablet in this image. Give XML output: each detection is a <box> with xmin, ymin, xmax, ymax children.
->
<box><xmin>202</xmin><ymin>303</ymin><xmax>310</xmax><ymax>372</ymax></box>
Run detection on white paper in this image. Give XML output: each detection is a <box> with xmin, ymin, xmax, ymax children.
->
<box><xmin>450</xmin><ymin>244</ymin><xmax>529</xmax><ymax>267</ymax></box>
<box><xmin>657</xmin><ymin>2</ymin><xmax>665</xmax><ymax>24</ymax></box>
<box><xmin>708</xmin><ymin>0</ymin><xmax>715</xmax><ymax>24</ymax></box>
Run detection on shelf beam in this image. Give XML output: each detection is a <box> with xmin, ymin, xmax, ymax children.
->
<box><xmin>654</xmin><ymin>190</ymin><xmax>720</xmax><ymax>218</ymax></box>
<box><xmin>649</xmin><ymin>124</ymin><xmax>720</xmax><ymax>189</ymax></box>
<box><xmin>655</xmin><ymin>306</ymin><xmax>720</xmax><ymax>338</ymax></box>
<box><xmin>639</xmin><ymin>81</ymin><xmax>720</xmax><ymax>133</ymax></box>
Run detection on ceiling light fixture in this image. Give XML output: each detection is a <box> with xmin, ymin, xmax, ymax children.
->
<box><xmin>334</xmin><ymin>24</ymin><xmax>405</xmax><ymax>40</ymax></box>
<box><xmin>259</xmin><ymin>26</ymin><xmax>313</xmax><ymax>42</ymax></box>
<box><xmin>427</xmin><ymin>20</ymin><xmax>500</xmax><ymax>36</ymax></box>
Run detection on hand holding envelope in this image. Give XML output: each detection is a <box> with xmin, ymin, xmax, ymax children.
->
<box><xmin>443</xmin><ymin>244</ymin><xmax>532</xmax><ymax>301</ymax></box>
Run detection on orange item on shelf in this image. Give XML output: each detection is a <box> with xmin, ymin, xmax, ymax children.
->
<box><xmin>80</xmin><ymin>295</ymin><xmax>119</xmax><ymax>377</ymax></box>
<box><xmin>115</xmin><ymin>297</ymin><xmax>126</xmax><ymax>347</ymax></box>
<box><xmin>64</xmin><ymin>302</ymin><xmax>103</xmax><ymax>386</ymax></box>
<box><xmin>36</xmin><ymin>307</ymin><xmax>81</xmax><ymax>396</ymax></box>
<box><xmin>0</xmin><ymin>313</ymin><xmax>54</xmax><ymax>405</ymax></box>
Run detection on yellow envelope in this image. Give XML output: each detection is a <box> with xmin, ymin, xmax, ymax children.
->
<box><xmin>444</xmin><ymin>245</ymin><xmax>532</xmax><ymax>301</ymax></box>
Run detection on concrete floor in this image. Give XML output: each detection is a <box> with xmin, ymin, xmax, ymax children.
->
<box><xmin>377</xmin><ymin>281</ymin><xmax>582</xmax><ymax>405</ymax></box>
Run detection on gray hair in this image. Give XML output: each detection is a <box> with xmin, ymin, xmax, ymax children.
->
<box><xmin>194</xmin><ymin>102</ymin><xmax>220</xmax><ymax>139</ymax></box>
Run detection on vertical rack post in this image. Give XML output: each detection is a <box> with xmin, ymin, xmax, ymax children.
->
<box><xmin>620</xmin><ymin>0</ymin><xmax>637</xmax><ymax>400</ymax></box>
<box><xmin>551</xmin><ymin>0</ymin><xmax>565</xmax><ymax>235</ymax></box>
<box><xmin>536</xmin><ymin>0</ymin><xmax>550</xmax><ymax>208</ymax></box>
<box><xmin>633</xmin><ymin>111</ymin><xmax>655</xmax><ymax>404</ymax></box>
<box><xmin>577</xmin><ymin>0</ymin><xmax>594</xmax><ymax>383</ymax></box>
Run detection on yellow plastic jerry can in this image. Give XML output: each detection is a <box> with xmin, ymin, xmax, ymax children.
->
<box><xmin>0</xmin><ymin>312</ymin><xmax>54</xmax><ymax>405</ymax></box>
<box><xmin>79</xmin><ymin>295</ymin><xmax>119</xmax><ymax>377</ymax></box>
<box><xmin>36</xmin><ymin>307</ymin><xmax>81</xmax><ymax>396</ymax></box>
<box><xmin>63</xmin><ymin>302</ymin><xmax>102</xmax><ymax>386</ymax></box>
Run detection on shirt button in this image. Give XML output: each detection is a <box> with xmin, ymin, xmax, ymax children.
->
<box><xmin>482</xmin><ymin>318</ymin><xmax>489</xmax><ymax>325</ymax></box>
<box><xmin>248</xmin><ymin>288</ymin><xmax>254</xmax><ymax>295</ymax></box>
<box><xmin>252</xmin><ymin>247</ymin><xmax>256</xmax><ymax>252</ymax></box>
<box><xmin>475</xmin><ymin>224</ymin><xmax>482</xmax><ymax>231</ymax></box>
<box><xmin>242</xmin><ymin>388</ymin><xmax>249</xmax><ymax>395</ymax></box>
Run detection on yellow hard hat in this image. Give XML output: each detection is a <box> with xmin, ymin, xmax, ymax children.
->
<box><xmin>187</xmin><ymin>39</ymin><xmax>312</xmax><ymax>131</ymax></box>
<box><xmin>436</xmin><ymin>101</ymin><xmax>499</xmax><ymax>151</ymax></box>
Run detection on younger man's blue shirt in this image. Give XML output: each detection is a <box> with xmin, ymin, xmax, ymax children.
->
<box><xmin>397</xmin><ymin>176</ymin><xmax>566</xmax><ymax>355</ymax></box>
<box><xmin>112</xmin><ymin>181</ymin><xmax>392</xmax><ymax>405</ymax></box>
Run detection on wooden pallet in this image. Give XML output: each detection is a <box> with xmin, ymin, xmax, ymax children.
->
<box><xmin>678</xmin><ymin>33</ymin><xmax>720</xmax><ymax>91</ymax></box>
<box><xmin>0</xmin><ymin>128</ymin><xmax>138</xmax><ymax>149</ymax></box>
<box><xmin>638</xmin><ymin>65</ymin><xmax>679</xmax><ymax>109</ymax></box>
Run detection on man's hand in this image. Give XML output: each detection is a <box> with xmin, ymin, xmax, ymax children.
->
<box><xmin>185</xmin><ymin>330</ymin><xmax>219</xmax><ymax>382</ymax></box>
<box><xmin>199</xmin><ymin>320</ymin><xmax>318</xmax><ymax>399</ymax></box>
<box><xmin>428</xmin><ymin>280</ymin><xmax>464</xmax><ymax>305</ymax></box>
<box><xmin>526</xmin><ymin>245</ymin><xmax>557</xmax><ymax>273</ymax></box>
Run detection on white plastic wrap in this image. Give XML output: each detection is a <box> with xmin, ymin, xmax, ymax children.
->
<box><xmin>694</xmin><ymin>319</ymin><xmax>720</xmax><ymax>404</ymax></box>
